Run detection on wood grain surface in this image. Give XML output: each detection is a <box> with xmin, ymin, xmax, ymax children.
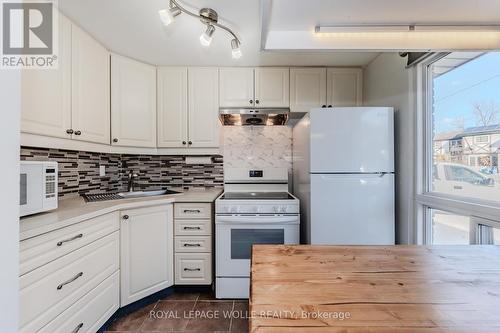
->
<box><xmin>250</xmin><ymin>245</ymin><xmax>500</xmax><ymax>333</ymax></box>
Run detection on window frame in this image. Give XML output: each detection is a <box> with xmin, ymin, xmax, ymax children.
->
<box><xmin>415</xmin><ymin>52</ymin><xmax>500</xmax><ymax>244</ymax></box>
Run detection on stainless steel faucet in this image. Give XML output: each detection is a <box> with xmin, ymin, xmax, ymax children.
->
<box><xmin>127</xmin><ymin>171</ymin><xmax>138</xmax><ymax>192</ymax></box>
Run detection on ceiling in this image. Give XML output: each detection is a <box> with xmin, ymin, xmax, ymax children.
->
<box><xmin>264</xmin><ymin>0</ymin><xmax>500</xmax><ymax>50</ymax></box>
<box><xmin>58</xmin><ymin>0</ymin><xmax>379</xmax><ymax>67</ymax></box>
<box><xmin>58</xmin><ymin>0</ymin><xmax>500</xmax><ymax>66</ymax></box>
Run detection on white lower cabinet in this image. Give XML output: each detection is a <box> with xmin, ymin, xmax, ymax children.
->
<box><xmin>175</xmin><ymin>253</ymin><xmax>212</xmax><ymax>285</ymax></box>
<box><xmin>19</xmin><ymin>231</ymin><xmax>119</xmax><ymax>333</ymax></box>
<box><xmin>39</xmin><ymin>271</ymin><xmax>119</xmax><ymax>333</ymax></box>
<box><xmin>120</xmin><ymin>204</ymin><xmax>174</xmax><ymax>306</ymax></box>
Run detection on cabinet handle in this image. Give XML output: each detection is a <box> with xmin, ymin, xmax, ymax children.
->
<box><xmin>183</xmin><ymin>226</ymin><xmax>201</xmax><ymax>230</ymax></box>
<box><xmin>184</xmin><ymin>268</ymin><xmax>201</xmax><ymax>271</ymax></box>
<box><xmin>328</xmin><ymin>105</ymin><xmax>332</xmax><ymax>108</ymax></box>
<box><xmin>74</xmin><ymin>130</ymin><xmax>82</xmax><ymax>136</ymax></box>
<box><xmin>57</xmin><ymin>233</ymin><xmax>83</xmax><ymax>247</ymax></box>
<box><xmin>183</xmin><ymin>243</ymin><xmax>202</xmax><ymax>247</ymax></box>
<box><xmin>57</xmin><ymin>272</ymin><xmax>83</xmax><ymax>290</ymax></box>
<box><xmin>321</xmin><ymin>105</ymin><xmax>326</xmax><ymax>108</ymax></box>
<box><xmin>188</xmin><ymin>141</ymin><xmax>192</xmax><ymax>145</ymax></box>
<box><xmin>183</xmin><ymin>209</ymin><xmax>201</xmax><ymax>213</ymax></box>
<box><xmin>255</xmin><ymin>99</ymin><xmax>260</xmax><ymax>105</ymax></box>
<box><xmin>182</xmin><ymin>141</ymin><xmax>187</xmax><ymax>145</ymax></box>
<box><xmin>66</xmin><ymin>129</ymin><xmax>74</xmax><ymax>134</ymax></box>
<box><xmin>123</xmin><ymin>215</ymin><xmax>129</xmax><ymax>220</ymax></box>
<box><xmin>113</xmin><ymin>138</ymin><xmax>118</xmax><ymax>143</ymax></box>
<box><xmin>71</xmin><ymin>323</ymin><xmax>84</xmax><ymax>333</ymax></box>
<box><xmin>249</xmin><ymin>99</ymin><xmax>254</xmax><ymax>104</ymax></box>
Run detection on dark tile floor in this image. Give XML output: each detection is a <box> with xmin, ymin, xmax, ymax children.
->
<box><xmin>105</xmin><ymin>290</ymin><xmax>249</xmax><ymax>333</ymax></box>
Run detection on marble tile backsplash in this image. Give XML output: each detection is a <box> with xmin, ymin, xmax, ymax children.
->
<box><xmin>222</xmin><ymin>126</ymin><xmax>292</xmax><ymax>170</ymax></box>
<box><xmin>20</xmin><ymin>147</ymin><xmax>223</xmax><ymax>199</ymax></box>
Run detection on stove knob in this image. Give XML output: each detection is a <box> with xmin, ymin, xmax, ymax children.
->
<box><xmin>280</xmin><ymin>206</ymin><xmax>287</xmax><ymax>213</ymax></box>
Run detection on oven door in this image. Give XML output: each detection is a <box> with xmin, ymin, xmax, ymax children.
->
<box><xmin>216</xmin><ymin>215</ymin><xmax>299</xmax><ymax>277</ymax></box>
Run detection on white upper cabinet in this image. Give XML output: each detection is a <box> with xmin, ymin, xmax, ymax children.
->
<box><xmin>157</xmin><ymin>67</ymin><xmax>188</xmax><ymax>148</ymax></box>
<box><xmin>188</xmin><ymin>67</ymin><xmax>220</xmax><ymax>148</ymax></box>
<box><xmin>111</xmin><ymin>55</ymin><xmax>156</xmax><ymax>148</ymax></box>
<box><xmin>290</xmin><ymin>68</ymin><xmax>327</xmax><ymax>112</ymax></box>
<box><xmin>219</xmin><ymin>68</ymin><xmax>254</xmax><ymax>107</ymax></box>
<box><xmin>71</xmin><ymin>24</ymin><xmax>110</xmax><ymax>145</ymax></box>
<box><xmin>120</xmin><ymin>205</ymin><xmax>174</xmax><ymax>306</ymax></box>
<box><xmin>21</xmin><ymin>14</ymin><xmax>72</xmax><ymax>139</ymax></box>
<box><xmin>255</xmin><ymin>67</ymin><xmax>290</xmax><ymax>108</ymax></box>
<box><xmin>326</xmin><ymin>68</ymin><xmax>363</xmax><ymax>107</ymax></box>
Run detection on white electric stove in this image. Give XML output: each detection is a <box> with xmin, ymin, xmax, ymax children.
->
<box><xmin>215</xmin><ymin>168</ymin><xmax>300</xmax><ymax>299</ymax></box>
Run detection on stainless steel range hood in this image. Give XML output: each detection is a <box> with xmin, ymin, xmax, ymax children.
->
<box><xmin>219</xmin><ymin>108</ymin><xmax>290</xmax><ymax>126</ymax></box>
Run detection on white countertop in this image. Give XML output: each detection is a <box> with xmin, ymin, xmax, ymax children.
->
<box><xmin>20</xmin><ymin>187</ymin><xmax>223</xmax><ymax>241</ymax></box>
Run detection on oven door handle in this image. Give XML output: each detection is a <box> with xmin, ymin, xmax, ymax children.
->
<box><xmin>216</xmin><ymin>216</ymin><xmax>299</xmax><ymax>224</ymax></box>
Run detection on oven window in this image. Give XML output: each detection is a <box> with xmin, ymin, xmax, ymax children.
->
<box><xmin>231</xmin><ymin>229</ymin><xmax>285</xmax><ymax>259</ymax></box>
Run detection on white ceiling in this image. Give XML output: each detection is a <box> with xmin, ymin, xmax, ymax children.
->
<box><xmin>264</xmin><ymin>0</ymin><xmax>500</xmax><ymax>51</ymax></box>
<box><xmin>58</xmin><ymin>0</ymin><xmax>379</xmax><ymax>67</ymax></box>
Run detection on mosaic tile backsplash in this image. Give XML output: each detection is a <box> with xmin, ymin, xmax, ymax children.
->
<box><xmin>21</xmin><ymin>147</ymin><xmax>224</xmax><ymax>199</ymax></box>
<box><xmin>221</xmin><ymin>126</ymin><xmax>292</xmax><ymax>170</ymax></box>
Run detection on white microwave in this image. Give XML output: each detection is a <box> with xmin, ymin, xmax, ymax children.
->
<box><xmin>20</xmin><ymin>161</ymin><xmax>58</xmax><ymax>217</ymax></box>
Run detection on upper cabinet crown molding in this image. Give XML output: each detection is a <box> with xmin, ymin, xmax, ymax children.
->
<box><xmin>71</xmin><ymin>23</ymin><xmax>110</xmax><ymax>145</ymax></box>
<box><xmin>111</xmin><ymin>54</ymin><xmax>157</xmax><ymax>148</ymax></box>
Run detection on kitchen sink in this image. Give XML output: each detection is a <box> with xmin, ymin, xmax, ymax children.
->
<box><xmin>118</xmin><ymin>189</ymin><xmax>181</xmax><ymax>198</ymax></box>
<box><xmin>82</xmin><ymin>189</ymin><xmax>181</xmax><ymax>202</ymax></box>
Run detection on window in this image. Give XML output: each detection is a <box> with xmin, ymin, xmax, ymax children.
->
<box><xmin>475</xmin><ymin>135</ymin><xmax>489</xmax><ymax>144</ymax></box>
<box><xmin>428</xmin><ymin>52</ymin><xmax>500</xmax><ymax>203</ymax></box>
<box><xmin>417</xmin><ymin>52</ymin><xmax>500</xmax><ymax>245</ymax></box>
<box><xmin>430</xmin><ymin>209</ymin><xmax>470</xmax><ymax>245</ymax></box>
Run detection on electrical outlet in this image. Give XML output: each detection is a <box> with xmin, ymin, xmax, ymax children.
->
<box><xmin>99</xmin><ymin>165</ymin><xmax>106</xmax><ymax>177</ymax></box>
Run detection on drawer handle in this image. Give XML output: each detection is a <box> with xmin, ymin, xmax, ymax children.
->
<box><xmin>183</xmin><ymin>226</ymin><xmax>201</xmax><ymax>230</ymax></box>
<box><xmin>183</xmin><ymin>243</ymin><xmax>201</xmax><ymax>247</ymax></box>
<box><xmin>57</xmin><ymin>233</ymin><xmax>83</xmax><ymax>246</ymax></box>
<box><xmin>57</xmin><ymin>272</ymin><xmax>83</xmax><ymax>290</ymax></box>
<box><xmin>184</xmin><ymin>268</ymin><xmax>201</xmax><ymax>271</ymax></box>
<box><xmin>184</xmin><ymin>209</ymin><xmax>201</xmax><ymax>213</ymax></box>
<box><xmin>72</xmin><ymin>323</ymin><xmax>84</xmax><ymax>333</ymax></box>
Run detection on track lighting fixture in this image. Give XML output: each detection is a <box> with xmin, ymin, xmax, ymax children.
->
<box><xmin>158</xmin><ymin>0</ymin><xmax>242</xmax><ymax>59</ymax></box>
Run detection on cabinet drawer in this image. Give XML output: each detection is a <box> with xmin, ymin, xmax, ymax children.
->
<box><xmin>20</xmin><ymin>232</ymin><xmax>119</xmax><ymax>333</ymax></box>
<box><xmin>174</xmin><ymin>203</ymin><xmax>212</xmax><ymax>219</ymax></box>
<box><xmin>39</xmin><ymin>271</ymin><xmax>119</xmax><ymax>333</ymax></box>
<box><xmin>175</xmin><ymin>219</ymin><xmax>212</xmax><ymax>236</ymax></box>
<box><xmin>175</xmin><ymin>253</ymin><xmax>212</xmax><ymax>285</ymax></box>
<box><xmin>20</xmin><ymin>212</ymin><xmax>119</xmax><ymax>276</ymax></box>
<box><xmin>175</xmin><ymin>236</ymin><xmax>212</xmax><ymax>253</ymax></box>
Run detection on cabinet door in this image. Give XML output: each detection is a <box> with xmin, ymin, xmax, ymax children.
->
<box><xmin>21</xmin><ymin>13</ymin><xmax>72</xmax><ymax>139</ymax></box>
<box><xmin>326</xmin><ymin>68</ymin><xmax>363</xmax><ymax>107</ymax></box>
<box><xmin>157</xmin><ymin>67</ymin><xmax>188</xmax><ymax>148</ymax></box>
<box><xmin>71</xmin><ymin>24</ymin><xmax>110</xmax><ymax>144</ymax></box>
<box><xmin>254</xmin><ymin>67</ymin><xmax>290</xmax><ymax>107</ymax></box>
<box><xmin>111</xmin><ymin>55</ymin><xmax>156</xmax><ymax>148</ymax></box>
<box><xmin>290</xmin><ymin>68</ymin><xmax>327</xmax><ymax>112</ymax></box>
<box><xmin>188</xmin><ymin>67</ymin><xmax>220</xmax><ymax>148</ymax></box>
<box><xmin>219</xmin><ymin>67</ymin><xmax>254</xmax><ymax>107</ymax></box>
<box><xmin>120</xmin><ymin>205</ymin><xmax>173</xmax><ymax>306</ymax></box>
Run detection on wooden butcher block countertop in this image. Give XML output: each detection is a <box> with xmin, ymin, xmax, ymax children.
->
<box><xmin>250</xmin><ymin>245</ymin><xmax>500</xmax><ymax>333</ymax></box>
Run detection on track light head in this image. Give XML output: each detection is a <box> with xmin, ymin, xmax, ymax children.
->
<box><xmin>158</xmin><ymin>5</ymin><xmax>181</xmax><ymax>26</ymax></box>
<box><xmin>200</xmin><ymin>25</ymin><xmax>215</xmax><ymax>47</ymax></box>
<box><xmin>231</xmin><ymin>39</ymin><xmax>242</xmax><ymax>59</ymax></box>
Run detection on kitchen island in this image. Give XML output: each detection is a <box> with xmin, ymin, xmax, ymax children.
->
<box><xmin>250</xmin><ymin>245</ymin><xmax>500</xmax><ymax>332</ymax></box>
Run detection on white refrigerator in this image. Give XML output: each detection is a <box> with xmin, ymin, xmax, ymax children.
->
<box><xmin>293</xmin><ymin>107</ymin><xmax>395</xmax><ymax>245</ymax></box>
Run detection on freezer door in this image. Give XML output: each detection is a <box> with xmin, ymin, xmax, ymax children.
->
<box><xmin>310</xmin><ymin>107</ymin><xmax>394</xmax><ymax>173</ymax></box>
<box><xmin>310</xmin><ymin>173</ymin><xmax>395</xmax><ymax>245</ymax></box>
